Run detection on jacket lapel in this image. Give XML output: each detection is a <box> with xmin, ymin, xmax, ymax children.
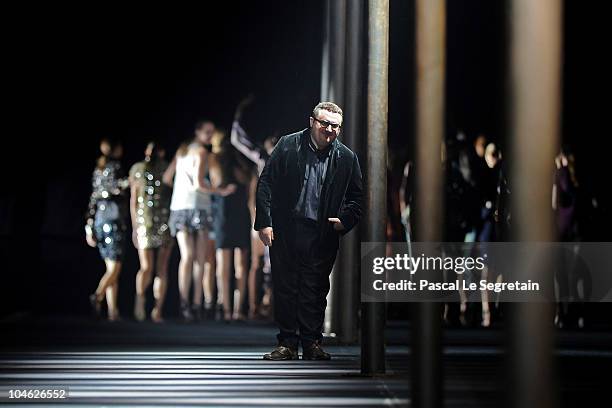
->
<box><xmin>296</xmin><ymin>129</ymin><xmax>308</xmax><ymax>197</ymax></box>
<box><xmin>322</xmin><ymin>140</ymin><xmax>340</xmax><ymax>193</ymax></box>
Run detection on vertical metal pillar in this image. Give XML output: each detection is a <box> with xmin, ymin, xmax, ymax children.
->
<box><xmin>329</xmin><ymin>0</ymin><xmax>347</xmax><ymax>105</ymax></box>
<box><xmin>336</xmin><ymin>0</ymin><xmax>366</xmax><ymax>344</ymax></box>
<box><xmin>412</xmin><ymin>0</ymin><xmax>445</xmax><ymax>406</ymax></box>
<box><xmin>320</xmin><ymin>0</ymin><xmax>331</xmax><ymax>101</ymax></box>
<box><xmin>361</xmin><ymin>0</ymin><xmax>388</xmax><ymax>375</ymax></box>
<box><xmin>508</xmin><ymin>1</ymin><xmax>562</xmax><ymax>407</ymax></box>
<box><xmin>323</xmin><ymin>0</ymin><xmax>347</xmax><ymax>337</ymax></box>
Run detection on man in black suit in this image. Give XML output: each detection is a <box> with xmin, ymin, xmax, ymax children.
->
<box><xmin>255</xmin><ymin>102</ymin><xmax>363</xmax><ymax>360</ymax></box>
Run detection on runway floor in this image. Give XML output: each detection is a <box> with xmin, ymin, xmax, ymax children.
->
<box><xmin>0</xmin><ymin>316</ymin><xmax>610</xmax><ymax>407</ymax></box>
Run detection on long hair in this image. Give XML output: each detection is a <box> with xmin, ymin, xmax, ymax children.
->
<box><xmin>213</xmin><ymin>130</ymin><xmax>252</xmax><ymax>186</ymax></box>
<box><xmin>175</xmin><ymin>141</ymin><xmax>190</xmax><ymax>158</ymax></box>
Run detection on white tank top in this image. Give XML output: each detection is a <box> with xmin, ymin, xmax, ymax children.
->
<box><xmin>169</xmin><ymin>143</ymin><xmax>211</xmax><ymax>211</ymax></box>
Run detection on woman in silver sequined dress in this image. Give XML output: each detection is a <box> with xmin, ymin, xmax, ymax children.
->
<box><xmin>129</xmin><ymin>141</ymin><xmax>173</xmax><ymax>322</ymax></box>
<box><xmin>85</xmin><ymin>138</ymin><xmax>129</xmax><ymax>321</ymax></box>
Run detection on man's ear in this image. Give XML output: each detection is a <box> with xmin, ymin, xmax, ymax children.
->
<box><xmin>309</xmin><ymin>117</ymin><xmax>314</xmax><ymax>128</ymax></box>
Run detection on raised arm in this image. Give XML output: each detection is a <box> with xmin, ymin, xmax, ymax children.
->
<box><xmin>234</xmin><ymin>93</ymin><xmax>254</xmax><ymax>122</ymax></box>
<box><xmin>230</xmin><ymin>94</ymin><xmax>266</xmax><ymax>167</ymax></box>
<box><xmin>254</xmin><ymin>136</ymin><xmax>285</xmax><ymax>232</ymax></box>
<box><xmin>230</xmin><ymin>120</ymin><xmax>264</xmax><ymax>165</ymax></box>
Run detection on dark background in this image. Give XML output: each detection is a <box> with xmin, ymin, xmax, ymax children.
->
<box><xmin>1</xmin><ymin>1</ymin><xmax>608</xmax><ymax>319</ymax></box>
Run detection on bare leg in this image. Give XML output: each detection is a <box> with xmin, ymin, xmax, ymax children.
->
<box><xmin>96</xmin><ymin>259</ymin><xmax>121</xmax><ymax>302</ymax></box>
<box><xmin>176</xmin><ymin>231</ymin><xmax>195</xmax><ymax>321</ymax></box>
<box><xmin>457</xmin><ymin>273</ymin><xmax>468</xmax><ymax>326</ymax></box>
<box><xmin>136</xmin><ymin>249</ymin><xmax>154</xmax><ymax>294</ymax></box>
<box><xmin>104</xmin><ymin>260</ymin><xmax>121</xmax><ymax>321</ymax></box>
<box><xmin>248</xmin><ymin>234</ymin><xmax>264</xmax><ymax>318</ymax></box>
<box><xmin>134</xmin><ymin>248</ymin><xmax>154</xmax><ymax>321</ymax></box>
<box><xmin>480</xmin><ymin>265</ymin><xmax>491</xmax><ymax>327</ymax></box>
<box><xmin>215</xmin><ymin>247</ymin><xmax>224</xmax><ymax>315</ymax></box>
<box><xmin>106</xmin><ymin>281</ymin><xmax>119</xmax><ymax>321</ymax></box>
<box><xmin>441</xmin><ymin>268</ymin><xmax>450</xmax><ymax>323</ymax></box>
<box><xmin>203</xmin><ymin>238</ymin><xmax>216</xmax><ymax>309</ymax></box>
<box><xmin>192</xmin><ymin>260</ymin><xmax>203</xmax><ymax>308</ymax></box>
<box><xmin>152</xmin><ymin>242</ymin><xmax>173</xmax><ymax>322</ymax></box>
<box><xmin>191</xmin><ymin>230</ymin><xmax>208</xmax><ymax>319</ymax></box>
<box><xmin>495</xmin><ymin>274</ymin><xmax>503</xmax><ymax>309</ymax></box>
<box><xmin>218</xmin><ymin>248</ymin><xmax>233</xmax><ymax>320</ymax></box>
<box><xmin>202</xmin><ymin>236</ymin><xmax>217</xmax><ymax>319</ymax></box>
<box><xmin>233</xmin><ymin>247</ymin><xmax>248</xmax><ymax>320</ymax></box>
<box><xmin>553</xmin><ymin>270</ymin><xmax>562</xmax><ymax>327</ymax></box>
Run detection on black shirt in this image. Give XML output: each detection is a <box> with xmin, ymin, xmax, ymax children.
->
<box><xmin>294</xmin><ymin>135</ymin><xmax>334</xmax><ymax>221</ymax></box>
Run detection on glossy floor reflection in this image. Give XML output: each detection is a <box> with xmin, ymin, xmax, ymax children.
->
<box><xmin>0</xmin><ymin>316</ymin><xmax>610</xmax><ymax>407</ymax></box>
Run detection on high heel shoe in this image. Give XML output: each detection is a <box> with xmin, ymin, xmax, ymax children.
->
<box><xmin>108</xmin><ymin>312</ymin><xmax>121</xmax><ymax>322</ymax></box>
<box><xmin>459</xmin><ymin>302</ymin><xmax>468</xmax><ymax>327</ymax></box>
<box><xmin>89</xmin><ymin>293</ymin><xmax>102</xmax><ymax>318</ymax></box>
<box><xmin>554</xmin><ymin>313</ymin><xmax>564</xmax><ymax>329</ymax></box>
<box><xmin>180</xmin><ymin>302</ymin><xmax>193</xmax><ymax>323</ymax></box>
<box><xmin>248</xmin><ymin>306</ymin><xmax>259</xmax><ymax>320</ymax></box>
<box><xmin>232</xmin><ymin>311</ymin><xmax>246</xmax><ymax>322</ymax></box>
<box><xmin>151</xmin><ymin>307</ymin><xmax>164</xmax><ymax>323</ymax></box>
<box><xmin>134</xmin><ymin>294</ymin><xmax>146</xmax><ymax>322</ymax></box>
<box><xmin>192</xmin><ymin>304</ymin><xmax>203</xmax><ymax>322</ymax></box>
<box><xmin>214</xmin><ymin>304</ymin><xmax>224</xmax><ymax>321</ymax></box>
<box><xmin>223</xmin><ymin>311</ymin><xmax>232</xmax><ymax>323</ymax></box>
<box><xmin>204</xmin><ymin>303</ymin><xmax>214</xmax><ymax>320</ymax></box>
<box><xmin>481</xmin><ymin>310</ymin><xmax>491</xmax><ymax>328</ymax></box>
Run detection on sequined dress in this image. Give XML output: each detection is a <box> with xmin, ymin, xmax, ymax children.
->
<box><xmin>129</xmin><ymin>159</ymin><xmax>172</xmax><ymax>249</ymax></box>
<box><xmin>87</xmin><ymin>159</ymin><xmax>129</xmax><ymax>260</ymax></box>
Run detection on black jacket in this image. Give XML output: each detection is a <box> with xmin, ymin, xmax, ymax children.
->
<box><xmin>255</xmin><ymin>128</ymin><xmax>363</xmax><ymax>247</ymax></box>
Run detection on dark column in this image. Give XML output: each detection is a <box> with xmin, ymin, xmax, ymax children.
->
<box><xmin>508</xmin><ymin>1</ymin><xmax>561</xmax><ymax>407</ymax></box>
<box><xmin>335</xmin><ymin>0</ymin><xmax>366</xmax><ymax>344</ymax></box>
<box><xmin>361</xmin><ymin>0</ymin><xmax>388</xmax><ymax>375</ymax></box>
<box><xmin>320</xmin><ymin>0</ymin><xmax>347</xmax><ymax>104</ymax></box>
<box><xmin>320</xmin><ymin>0</ymin><xmax>331</xmax><ymax>101</ymax></box>
<box><xmin>412</xmin><ymin>0</ymin><xmax>445</xmax><ymax>406</ymax></box>
<box><xmin>322</xmin><ymin>0</ymin><xmax>347</xmax><ymax>336</ymax></box>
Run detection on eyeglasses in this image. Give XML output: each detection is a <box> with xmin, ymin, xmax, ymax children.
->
<box><xmin>313</xmin><ymin>117</ymin><xmax>341</xmax><ymax>131</ymax></box>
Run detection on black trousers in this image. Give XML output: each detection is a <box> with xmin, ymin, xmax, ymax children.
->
<box><xmin>270</xmin><ymin>218</ymin><xmax>337</xmax><ymax>348</ymax></box>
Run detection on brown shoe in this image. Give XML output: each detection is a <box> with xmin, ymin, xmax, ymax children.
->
<box><xmin>263</xmin><ymin>345</ymin><xmax>299</xmax><ymax>361</ymax></box>
<box><xmin>302</xmin><ymin>342</ymin><xmax>331</xmax><ymax>360</ymax></box>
